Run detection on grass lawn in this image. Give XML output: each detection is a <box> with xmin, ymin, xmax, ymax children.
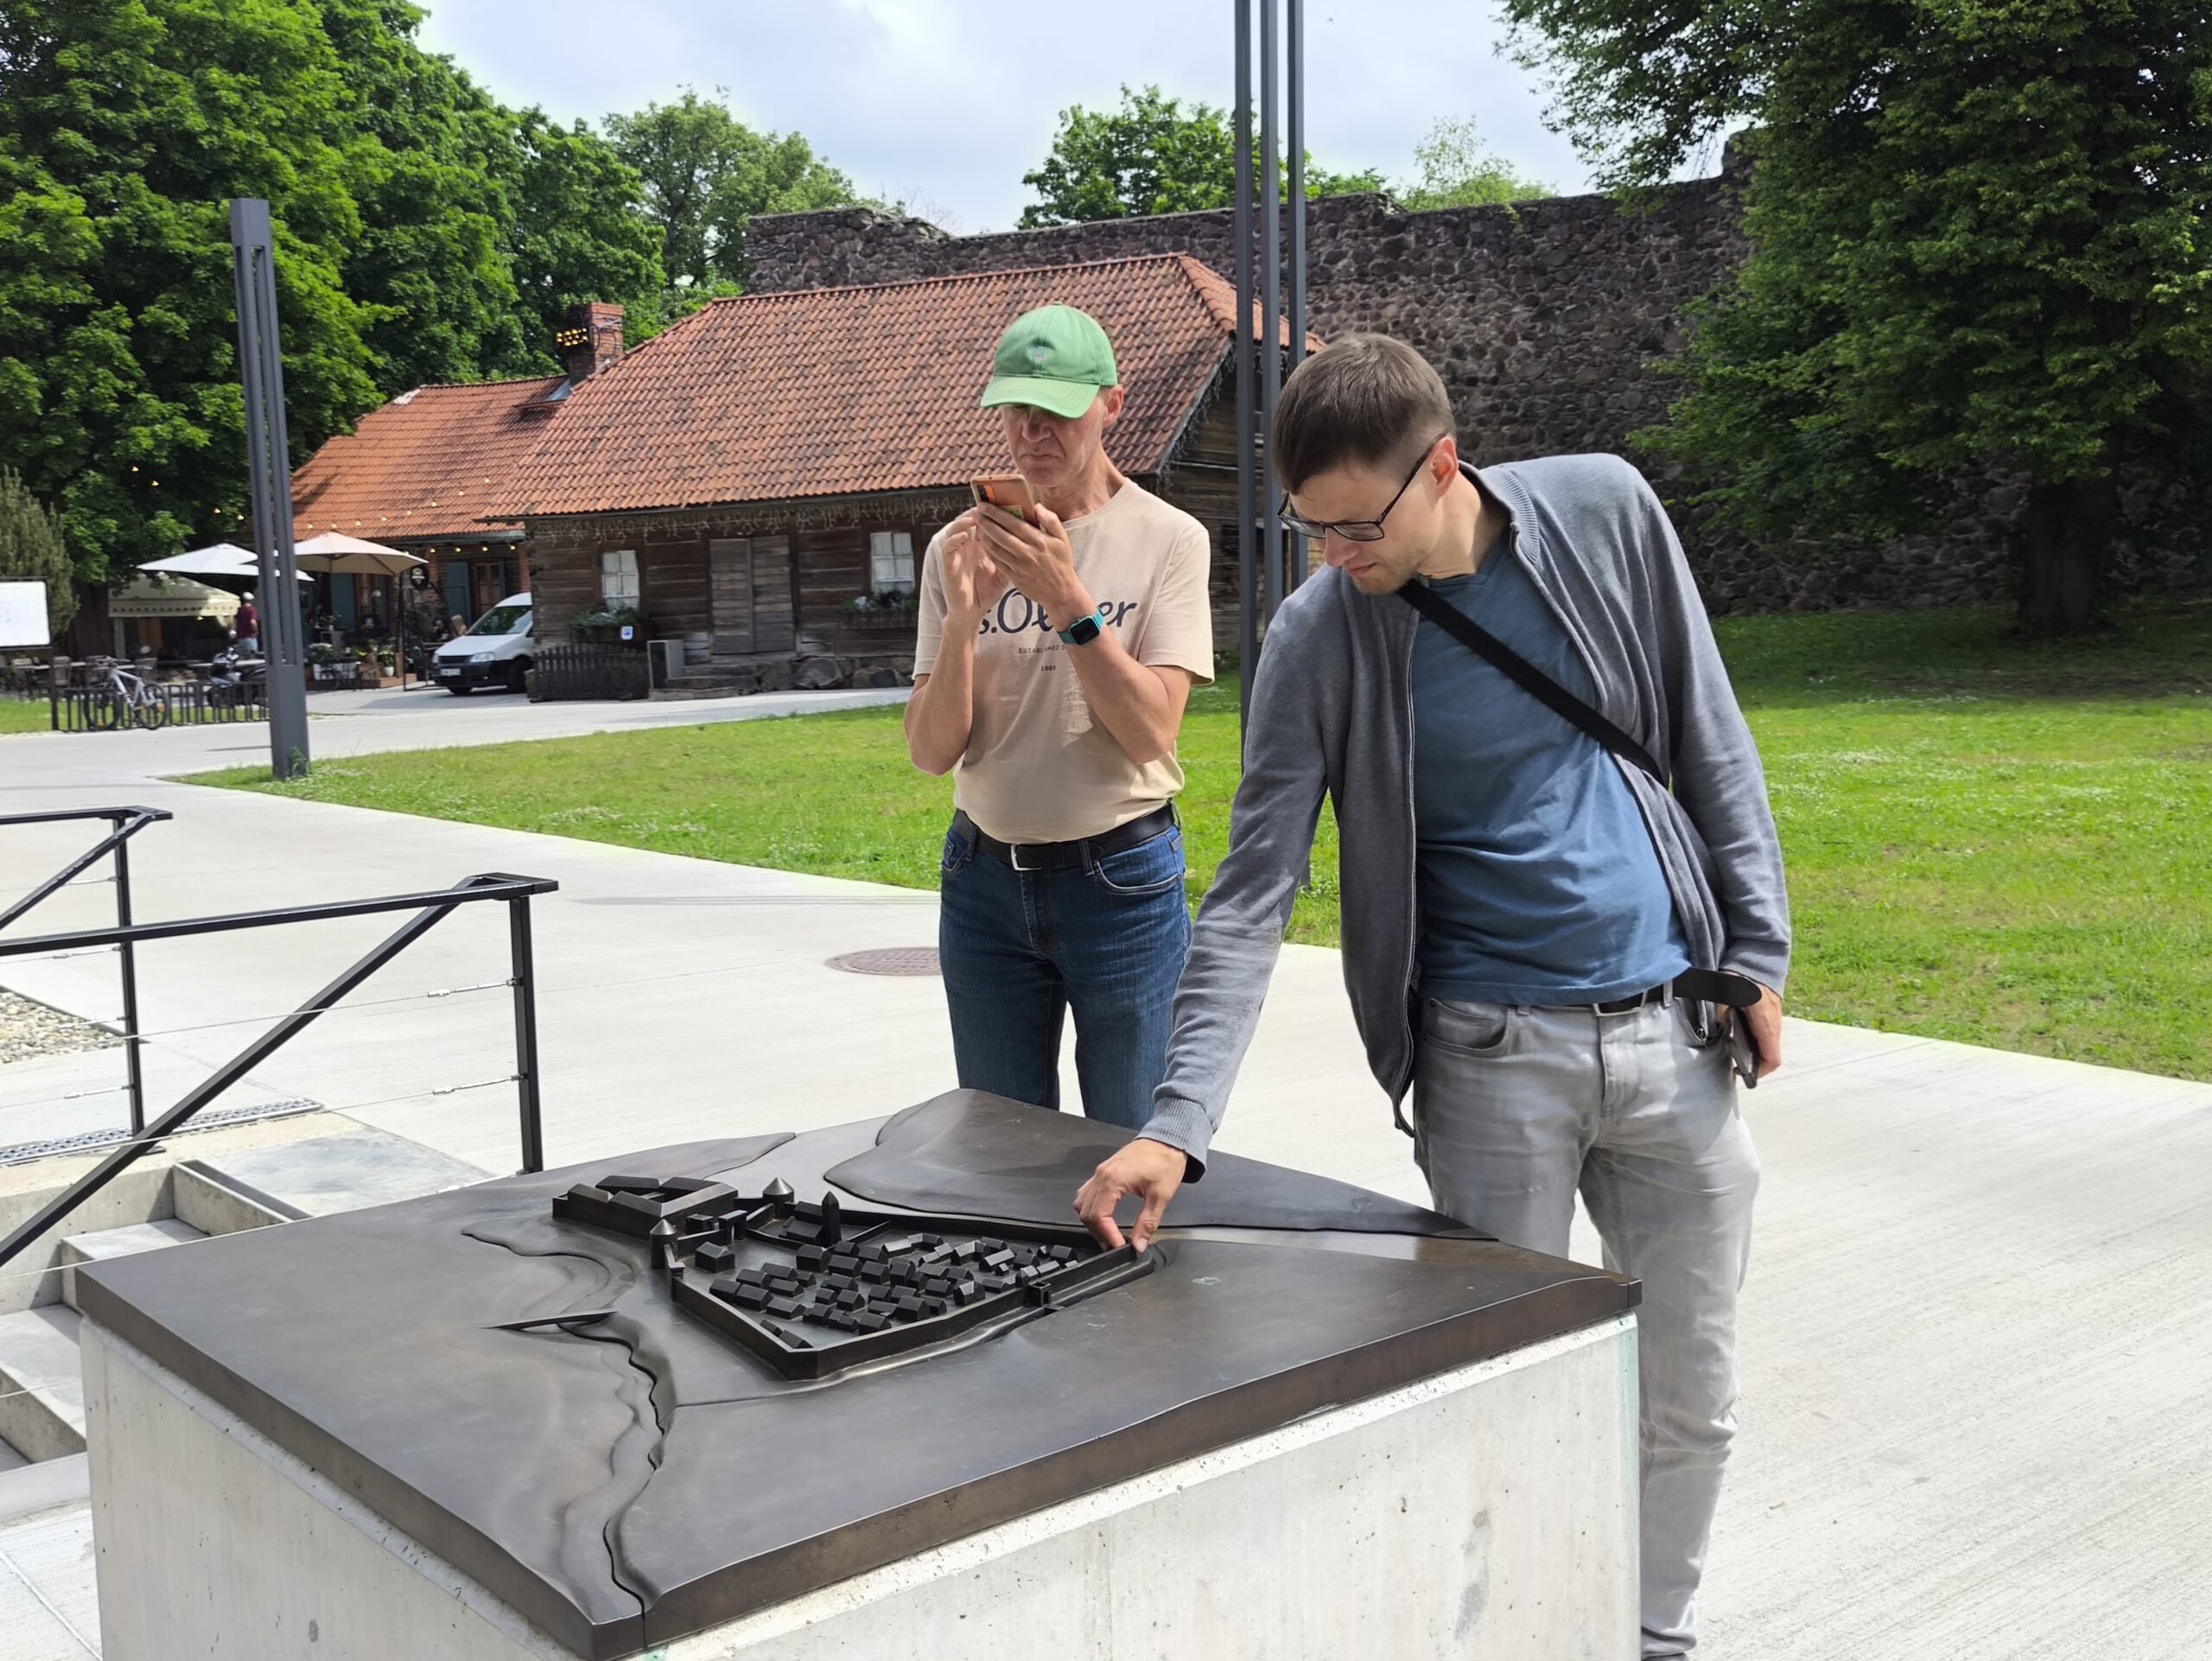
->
<box><xmin>197</xmin><ymin>601</ymin><xmax>2212</xmax><ymax>1081</ymax></box>
<box><xmin>0</xmin><ymin>696</ymin><xmax>51</xmax><ymax>735</ymax></box>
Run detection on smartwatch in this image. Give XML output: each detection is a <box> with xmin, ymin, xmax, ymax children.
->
<box><xmin>1057</xmin><ymin>607</ymin><xmax>1108</xmax><ymax>646</ymax></box>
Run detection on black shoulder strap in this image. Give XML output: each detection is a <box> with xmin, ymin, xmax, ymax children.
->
<box><xmin>1398</xmin><ymin>582</ymin><xmax>1669</xmax><ymax>789</ymax></box>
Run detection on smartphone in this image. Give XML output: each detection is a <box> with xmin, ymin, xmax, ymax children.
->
<box><xmin>969</xmin><ymin>474</ymin><xmax>1038</xmax><ymax>523</ymax></box>
<box><xmin>1726</xmin><ymin>1015</ymin><xmax>1760</xmax><ymax>1090</ymax></box>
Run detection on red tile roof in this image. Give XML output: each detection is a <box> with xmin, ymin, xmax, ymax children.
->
<box><xmin>288</xmin><ymin>375</ymin><xmax>560</xmax><ymax>543</ymax></box>
<box><xmin>288</xmin><ymin>255</ymin><xmax>1306</xmax><ymax>530</ymax></box>
<box><xmin>504</xmin><ymin>255</ymin><xmax>1284</xmax><ymax>518</ymax></box>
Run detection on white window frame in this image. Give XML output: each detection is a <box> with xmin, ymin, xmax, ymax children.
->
<box><xmin>868</xmin><ymin>530</ymin><xmax>915</xmax><ymax>595</ymax></box>
<box><xmin>600</xmin><ymin>548</ymin><xmax>639</xmax><ymax>609</ymax></box>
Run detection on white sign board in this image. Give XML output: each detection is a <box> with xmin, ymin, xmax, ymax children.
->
<box><xmin>0</xmin><ymin>582</ymin><xmax>49</xmax><ymax>648</ymax></box>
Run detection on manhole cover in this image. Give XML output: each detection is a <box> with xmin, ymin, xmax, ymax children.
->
<box><xmin>827</xmin><ymin>947</ymin><xmax>941</xmax><ymax>977</ymax></box>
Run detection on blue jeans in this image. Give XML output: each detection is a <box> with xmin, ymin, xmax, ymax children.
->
<box><xmin>937</xmin><ymin>818</ymin><xmax>1192</xmax><ymax>1130</ymax></box>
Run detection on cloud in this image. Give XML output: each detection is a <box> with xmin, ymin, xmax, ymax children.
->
<box><xmin>416</xmin><ymin>0</ymin><xmax>1606</xmax><ymax>232</ymax></box>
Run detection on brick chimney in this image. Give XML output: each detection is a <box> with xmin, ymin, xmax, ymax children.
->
<box><xmin>555</xmin><ymin>302</ymin><xmax>624</xmax><ymax>384</ymax></box>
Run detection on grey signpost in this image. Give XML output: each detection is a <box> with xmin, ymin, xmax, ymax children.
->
<box><xmin>1233</xmin><ymin>0</ymin><xmax>1309</xmax><ymax>731</ymax></box>
<box><xmin>228</xmin><ymin>198</ymin><xmax>311</xmax><ymax>779</ymax></box>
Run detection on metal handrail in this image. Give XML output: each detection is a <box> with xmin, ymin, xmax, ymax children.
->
<box><xmin>0</xmin><ymin>806</ymin><xmax>173</xmax><ymax>1130</ymax></box>
<box><xmin>0</xmin><ymin>869</ymin><xmax>559</xmax><ymax>1274</ymax></box>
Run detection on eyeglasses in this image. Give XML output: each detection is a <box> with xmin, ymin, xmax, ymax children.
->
<box><xmin>1280</xmin><ymin>436</ymin><xmax>1447</xmax><ymax>544</ymax></box>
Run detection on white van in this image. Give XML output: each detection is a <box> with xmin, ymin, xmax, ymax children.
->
<box><xmin>432</xmin><ymin>595</ymin><xmax>534</xmax><ymax>695</ymax></box>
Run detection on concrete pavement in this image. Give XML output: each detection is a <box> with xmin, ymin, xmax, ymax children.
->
<box><xmin>2</xmin><ymin>692</ymin><xmax>2208</xmax><ymax>1659</ymax></box>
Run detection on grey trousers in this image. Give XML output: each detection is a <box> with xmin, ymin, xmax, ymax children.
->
<box><xmin>1409</xmin><ymin>994</ymin><xmax>1759</xmax><ymax>1659</ymax></box>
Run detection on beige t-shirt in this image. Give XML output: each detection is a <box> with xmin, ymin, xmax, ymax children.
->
<box><xmin>912</xmin><ymin>480</ymin><xmax>1214</xmax><ymax>843</ymax></box>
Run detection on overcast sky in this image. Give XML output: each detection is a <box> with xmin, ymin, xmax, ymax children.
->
<box><xmin>415</xmin><ymin>0</ymin><xmax>1615</xmax><ymax>234</ymax></box>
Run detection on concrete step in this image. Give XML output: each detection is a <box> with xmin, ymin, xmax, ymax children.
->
<box><xmin>650</xmin><ymin>683</ymin><xmax>753</xmax><ymax>701</ymax></box>
<box><xmin>0</xmin><ymin>1478</ymin><xmax>97</xmax><ymax>1658</ymax></box>
<box><xmin>0</xmin><ymin>1307</ymin><xmax>83</xmax><ymax>1462</ymax></box>
<box><xmin>170</xmin><ymin>1161</ymin><xmax>298</xmax><ymax>1237</ymax></box>
<box><xmin>0</xmin><ymin>1450</ymin><xmax>86</xmax><ymax>1522</ymax></box>
<box><xmin>184</xmin><ymin>1130</ymin><xmax>487</xmax><ymax>1220</ymax></box>
<box><xmin>58</xmin><ymin>1219</ymin><xmax>206</xmax><ymax>1313</ymax></box>
<box><xmin>0</xmin><ymin>1435</ymin><xmax>25</xmax><ymax>1473</ymax></box>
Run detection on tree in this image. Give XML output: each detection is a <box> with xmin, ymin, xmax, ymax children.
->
<box><xmin>1019</xmin><ymin>84</ymin><xmax>1387</xmax><ymax>227</ymax></box>
<box><xmin>1504</xmin><ymin>0</ymin><xmax>2212</xmax><ymax>633</ymax></box>
<box><xmin>319</xmin><ymin>0</ymin><xmax>531</xmax><ymax>387</ymax></box>
<box><xmin>0</xmin><ymin>466</ymin><xmax>78</xmax><ymax>635</ymax></box>
<box><xmin>0</xmin><ymin>0</ymin><xmax>380</xmax><ymax>588</ymax></box>
<box><xmin>1395</xmin><ymin>118</ymin><xmax>1551</xmax><ymax>210</ymax></box>
<box><xmin>605</xmin><ymin>88</ymin><xmax>860</xmax><ymax>298</ymax></box>
<box><xmin>0</xmin><ymin>0</ymin><xmax>670</xmax><ymax>595</ymax></box>
<box><xmin>506</xmin><ymin>109</ymin><xmax>666</xmax><ymax>351</ymax></box>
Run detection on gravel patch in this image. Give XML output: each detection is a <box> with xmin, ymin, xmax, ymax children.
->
<box><xmin>0</xmin><ymin>988</ymin><xmax>118</xmax><ymax>1064</ymax></box>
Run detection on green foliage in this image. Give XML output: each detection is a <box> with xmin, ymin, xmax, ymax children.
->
<box><xmin>0</xmin><ymin>0</ymin><xmax>382</xmax><ymax>586</ymax></box>
<box><xmin>507</xmin><ymin>109</ymin><xmax>665</xmax><ymax>353</ymax></box>
<box><xmin>1393</xmin><ymin>118</ymin><xmax>1551</xmax><ymax>210</ymax></box>
<box><xmin>1505</xmin><ymin>0</ymin><xmax>2212</xmax><ymax>632</ymax></box>
<box><xmin>604</xmin><ymin>87</ymin><xmax>860</xmax><ymax>303</ymax></box>
<box><xmin>1019</xmin><ymin>84</ymin><xmax>1387</xmax><ymax>227</ymax></box>
<box><xmin>0</xmin><ymin>465</ymin><xmax>77</xmax><ymax>633</ymax></box>
<box><xmin>319</xmin><ymin>0</ymin><xmax>529</xmax><ymax>387</ymax></box>
<box><xmin>0</xmin><ymin>0</ymin><xmax>667</xmax><ymax>592</ymax></box>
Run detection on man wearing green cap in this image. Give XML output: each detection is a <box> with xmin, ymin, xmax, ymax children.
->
<box><xmin>906</xmin><ymin>303</ymin><xmax>1216</xmax><ymax>1127</ymax></box>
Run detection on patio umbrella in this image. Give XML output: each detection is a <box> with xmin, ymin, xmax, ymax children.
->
<box><xmin>292</xmin><ymin>533</ymin><xmax>429</xmax><ymax>689</ymax></box>
<box><xmin>291</xmin><ymin>531</ymin><xmax>429</xmax><ymax>578</ymax></box>
<box><xmin>109</xmin><ymin>573</ymin><xmax>239</xmax><ymax>621</ymax></box>
<box><xmin>138</xmin><ymin>544</ymin><xmax>264</xmax><ymax>579</ymax></box>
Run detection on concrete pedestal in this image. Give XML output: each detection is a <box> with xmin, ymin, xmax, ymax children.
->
<box><xmin>86</xmin><ymin>1314</ymin><xmax>1637</xmax><ymax>1661</ymax></box>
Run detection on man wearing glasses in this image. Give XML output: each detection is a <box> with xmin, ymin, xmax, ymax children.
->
<box><xmin>1075</xmin><ymin>334</ymin><xmax>1789</xmax><ymax>1660</ymax></box>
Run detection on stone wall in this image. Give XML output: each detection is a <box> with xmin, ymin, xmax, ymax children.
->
<box><xmin>750</xmin><ymin>186</ymin><xmax>2200</xmax><ymax>614</ymax></box>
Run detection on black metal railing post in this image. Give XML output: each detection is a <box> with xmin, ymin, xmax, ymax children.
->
<box><xmin>111</xmin><ymin>835</ymin><xmax>146</xmax><ymax>1133</ymax></box>
<box><xmin>508</xmin><ymin>892</ymin><xmax>544</xmax><ymax>1174</ymax></box>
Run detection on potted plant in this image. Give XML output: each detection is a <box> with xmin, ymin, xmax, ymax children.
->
<box><xmin>306</xmin><ymin>640</ymin><xmax>356</xmax><ymax>684</ymax></box>
<box><xmin>573</xmin><ymin>605</ymin><xmax>645</xmax><ymax>646</ymax></box>
<box><xmin>841</xmin><ymin>589</ymin><xmax>918</xmax><ymax>634</ymax></box>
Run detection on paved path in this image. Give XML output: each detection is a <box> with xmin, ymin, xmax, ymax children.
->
<box><xmin>2</xmin><ymin>700</ymin><xmax>2207</xmax><ymax>1659</ymax></box>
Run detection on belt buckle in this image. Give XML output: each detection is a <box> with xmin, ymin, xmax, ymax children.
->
<box><xmin>1008</xmin><ymin>841</ymin><xmax>1037</xmax><ymax>873</ymax></box>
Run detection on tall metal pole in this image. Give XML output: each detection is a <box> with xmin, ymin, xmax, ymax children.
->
<box><xmin>1286</xmin><ymin>0</ymin><xmax>1310</xmax><ymax>595</ymax></box>
<box><xmin>1259</xmin><ymin>0</ymin><xmax>1283</xmax><ymax>634</ymax></box>
<box><xmin>1233</xmin><ymin>0</ymin><xmax>1258</xmax><ymax>730</ymax></box>
<box><xmin>229</xmin><ymin>199</ymin><xmax>310</xmax><ymax>779</ymax></box>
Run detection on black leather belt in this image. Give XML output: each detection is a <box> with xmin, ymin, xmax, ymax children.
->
<box><xmin>1592</xmin><ymin>969</ymin><xmax>1764</xmax><ymax>1015</ymax></box>
<box><xmin>953</xmin><ymin>805</ymin><xmax>1175</xmax><ymax>874</ymax></box>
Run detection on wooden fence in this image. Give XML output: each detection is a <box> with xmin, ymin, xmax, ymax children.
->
<box><xmin>531</xmin><ymin>642</ymin><xmax>649</xmax><ymax>703</ymax></box>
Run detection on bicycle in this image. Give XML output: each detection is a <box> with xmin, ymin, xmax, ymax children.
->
<box><xmin>83</xmin><ymin>657</ymin><xmax>168</xmax><ymax>731</ymax></box>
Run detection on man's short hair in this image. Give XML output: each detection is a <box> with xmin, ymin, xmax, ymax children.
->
<box><xmin>1270</xmin><ymin>334</ymin><xmax>1457</xmax><ymax>494</ymax></box>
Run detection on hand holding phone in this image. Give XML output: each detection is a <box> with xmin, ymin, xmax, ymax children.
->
<box><xmin>969</xmin><ymin>474</ymin><xmax>1038</xmax><ymax>524</ymax></box>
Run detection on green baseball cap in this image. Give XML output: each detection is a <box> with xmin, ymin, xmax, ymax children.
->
<box><xmin>981</xmin><ymin>305</ymin><xmax>1119</xmax><ymax>419</ymax></box>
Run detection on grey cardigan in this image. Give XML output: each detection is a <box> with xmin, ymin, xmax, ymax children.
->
<box><xmin>1141</xmin><ymin>454</ymin><xmax>1791</xmax><ymax>1171</ymax></box>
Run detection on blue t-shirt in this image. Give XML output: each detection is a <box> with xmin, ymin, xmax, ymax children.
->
<box><xmin>1411</xmin><ymin>545</ymin><xmax>1689</xmax><ymax>1004</ymax></box>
